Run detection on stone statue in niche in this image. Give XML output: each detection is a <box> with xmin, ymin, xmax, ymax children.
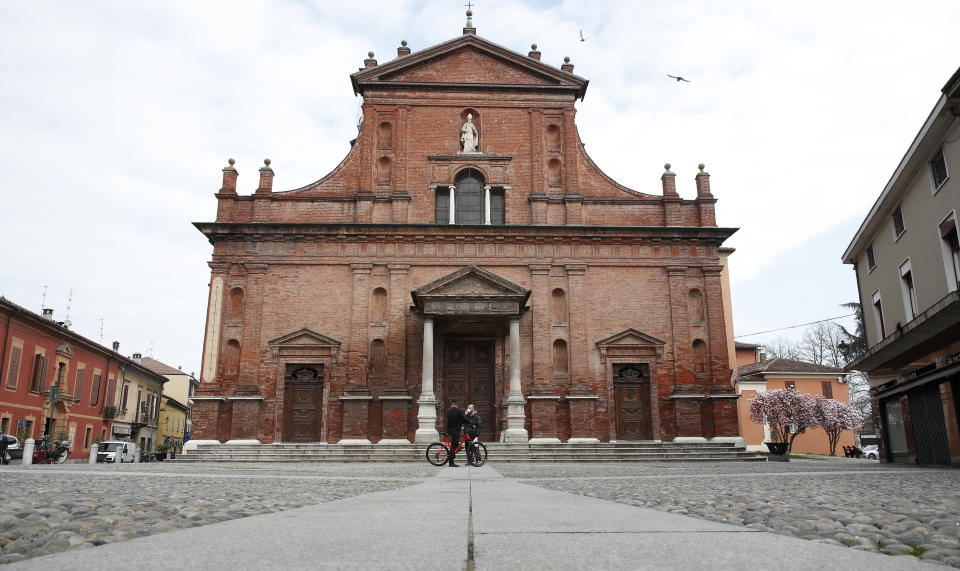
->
<box><xmin>460</xmin><ymin>113</ymin><xmax>479</xmax><ymax>153</ymax></box>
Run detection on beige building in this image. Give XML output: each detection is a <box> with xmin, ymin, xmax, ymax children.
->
<box><xmin>109</xmin><ymin>353</ymin><xmax>166</xmax><ymax>454</ymax></box>
<box><xmin>842</xmin><ymin>66</ymin><xmax>960</xmax><ymax>466</ymax></box>
<box><xmin>142</xmin><ymin>357</ymin><xmax>198</xmax><ymax>452</ymax></box>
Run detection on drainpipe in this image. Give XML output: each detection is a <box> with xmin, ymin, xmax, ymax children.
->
<box><xmin>0</xmin><ymin>312</ymin><xmax>11</xmax><ymax>388</ymax></box>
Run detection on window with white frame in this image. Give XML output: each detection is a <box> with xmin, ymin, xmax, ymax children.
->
<box><xmin>872</xmin><ymin>290</ymin><xmax>886</xmax><ymax>340</ymax></box>
<box><xmin>931</xmin><ymin>148</ymin><xmax>948</xmax><ymax>191</ymax></box>
<box><xmin>899</xmin><ymin>259</ymin><xmax>919</xmax><ymax>321</ymax></box>
<box><xmin>939</xmin><ymin>212</ymin><xmax>960</xmax><ymax>293</ymax></box>
<box><xmin>866</xmin><ymin>244</ymin><xmax>876</xmax><ymax>271</ymax></box>
<box><xmin>892</xmin><ymin>206</ymin><xmax>905</xmax><ymax>238</ymax></box>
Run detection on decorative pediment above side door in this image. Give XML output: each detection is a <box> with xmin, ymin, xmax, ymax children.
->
<box><xmin>596</xmin><ymin>329</ymin><xmax>667</xmax><ymax>363</ymax></box>
<box><xmin>268</xmin><ymin>328</ymin><xmax>342</xmax><ymax>363</ymax></box>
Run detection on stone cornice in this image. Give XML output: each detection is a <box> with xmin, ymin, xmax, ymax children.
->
<box><xmin>194</xmin><ymin>222</ymin><xmax>737</xmax><ymax>246</ymax></box>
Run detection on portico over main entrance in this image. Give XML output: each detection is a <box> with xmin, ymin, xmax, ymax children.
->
<box><xmin>410</xmin><ymin>265</ymin><xmax>531</xmax><ymax>443</ymax></box>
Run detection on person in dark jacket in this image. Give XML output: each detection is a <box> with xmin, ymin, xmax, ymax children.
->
<box><xmin>445</xmin><ymin>402</ymin><xmax>469</xmax><ymax>467</ymax></box>
<box><xmin>465</xmin><ymin>404</ymin><xmax>482</xmax><ymax>443</ymax></box>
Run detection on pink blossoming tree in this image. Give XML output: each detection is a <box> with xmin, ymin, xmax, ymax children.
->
<box><xmin>813</xmin><ymin>395</ymin><xmax>864</xmax><ymax>456</ymax></box>
<box><xmin>747</xmin><ymin>388</ymin><xmax>817</xmax><ymax>452</ymax></box>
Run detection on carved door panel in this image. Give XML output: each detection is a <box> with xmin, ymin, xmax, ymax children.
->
<box><xmin>443</xmin><ymin>340</ymin><xmax>495</xmax><ymax>441</ymax></box>
<box><xmin>615</xmin><ymin>383</ymin><xmax>652</xmax><ymax>440</ymax></box>
<box><xmin>614</xmin><ymin>363</ymin><xmax>652</xmax><ymax>440</ymax></box>
<box><xmin>283</xmin><ymin>366</ymin><xmax>323</xmax><ymax>442</ymax></box>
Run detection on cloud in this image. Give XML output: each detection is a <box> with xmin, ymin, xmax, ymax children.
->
<box><xmin>1</xmin><ymin>1</ymin><xmax>958</xmax><ymax>372</ymax></box>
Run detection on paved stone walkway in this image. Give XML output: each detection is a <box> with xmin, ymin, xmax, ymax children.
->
<box><xmin>499</xmin><ymin>459</ymin><xmax>960</xmax><ymax>566</ymax></box>
<box><xmin>0</xmin><ymin>463</ymin><xmax>439</xmax><ymax>565</ymax></box>
<box><xmin>0</xmin><ymin>459</ymin><xmax>956</xmax><ymax>568</ymax></box>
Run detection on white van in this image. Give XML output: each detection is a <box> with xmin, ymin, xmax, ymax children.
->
<box><xmin>97</xmin><ymin>441</ymin><xmax>136</xmax><ymax>463</ymax></box>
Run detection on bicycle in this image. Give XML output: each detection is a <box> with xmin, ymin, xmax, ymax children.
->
<box><xmin>32</xmin><ymin>435</ymin><xmax>70</xmax><ymax>465</ymax></box>
<box><xmin>425</xmin><ymin>433</ymin><xmax>486</xmax><ymax>467</ymax></box>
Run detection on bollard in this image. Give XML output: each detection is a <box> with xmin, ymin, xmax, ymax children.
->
<box><xmin>89</xmin><ymin>443</ymin><xmax>98</xmax><ymax>465</ymax></box>
<box><xmin>22</xmin><ymin>438</ymin><xmax>35</xmax><ymax>466</ymax></box>
<box><xmin>133</xmin><ymin>445</ymin><xmax>140</xmax><ymax>463</ymax></box>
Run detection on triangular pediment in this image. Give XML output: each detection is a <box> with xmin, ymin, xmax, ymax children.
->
<box><xmin>56</xmin><ymin>343</ymin><xmax>73</xmax><ymax>358</ymax></box>
<box><xmin>381</xmin><ymin>46</ymin><xmax>556</xmax><ymax>86</ymax></box>
<box><xmin>412</xmin><ymin>265</ymin><xmax>530</xmax><ymax>316</ymax></box>
<box><xmin>268</xmin><ymin>328</ymin><xmax>341</xmax><ymax>348</ymax></box>
<box><xmin>414</xmin><ymin>265</ymin><xmax>528</xmax><ymax>297</ymax></box>
<box><xmin>596</xmin><ymin>329</ymin><xmax>666</xmax><ymax>348</ymax></box>
<box><xmin>351</xmin><ymin>34</ymin><xmax>587</xmax><ymax>99</ymax></box>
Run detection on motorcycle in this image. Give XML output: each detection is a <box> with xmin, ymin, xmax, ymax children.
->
<box><xmin>0</xmin><ymin>433</ymin><xmax>18</xmax><ymax>465</ymax></box>
<box><xmin>33</xmin><ymin>435</ymin><xmax>70</xmax><ymax>464</ymax></box>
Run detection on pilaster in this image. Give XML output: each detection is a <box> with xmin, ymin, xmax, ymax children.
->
<box><xmin>386</xmin><ymin>263</ymin><xmax>410</xmax><ymax>391</ymax></box>
<box><xmin>529</xmin><ymin>263</ymin><xmax>552</xmax><ymax>391</ymax></box>
<box><xmin>565</xmin><ymin>263</ymin><xmax>589</xmax><ymax>392</ymax></box>
<box><xmin>238</xmin><ymin>263</ymin><xmax>268</xmax><ymax>395</ymax></box>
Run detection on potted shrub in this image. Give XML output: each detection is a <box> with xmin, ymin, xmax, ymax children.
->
<box><xmin>155</xmin><ymin>444</ymin><xmax>170</xmax><ymax>461</ymax></box>
<box><xmin>748</xmin><ymin>388</ymin><xmax>817</xmax><ymax>462</ymax></box>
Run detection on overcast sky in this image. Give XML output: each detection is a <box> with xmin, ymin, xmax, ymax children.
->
<box><xmin>1</xmin><ymin>1</ymin><xmax>958</xmax><ymax>374</ymax></box>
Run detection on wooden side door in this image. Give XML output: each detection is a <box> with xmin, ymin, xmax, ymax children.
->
<box><xmin>283</xmin><ymin>365</ymin><xmax>323</xmax><ymax>442</ymax></box>
<box><xmin>615</xmin><ymin>383</ymin><xmax>652</xmax><ymax>441</ymax></box>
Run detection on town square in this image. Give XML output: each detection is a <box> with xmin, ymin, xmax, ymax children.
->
<box><xmin>1</xmin><ymin>1</ymin><xmax>959</xmax><ymax>568</ymax></box>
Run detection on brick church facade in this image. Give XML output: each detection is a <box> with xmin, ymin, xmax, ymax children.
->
<box><xmin>191</xmin><ymin>15</ymin><xmax>742</xmax><ymax>446</ymax></box>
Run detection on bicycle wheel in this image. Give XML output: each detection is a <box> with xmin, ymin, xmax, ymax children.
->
<box><xmin>55</xmin><ymin>449</ymin><xmax>69</xmax><ymax>464</ymax></box>
<box><xmin>468</xmin><ymin>442</ymin><xmax>487</xmax><ymax>467</ymax></box>
<box><xmin>425</xmin><ymin>442</ymin><xmax>449</xmax><ymax>466</ymax></box>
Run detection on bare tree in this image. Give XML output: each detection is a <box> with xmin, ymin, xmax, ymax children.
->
<box><xmin>763</xmin><ymin>337</ymin><xmax>801</xmax><ymax>360</ymax></box>
<box><xmin>799</xmin><ymin>322</ymin><xmax>845</xmax><ymax>367</ymax></box>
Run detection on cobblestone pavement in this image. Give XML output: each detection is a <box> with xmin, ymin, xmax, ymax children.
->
<box><xmin>498</xmin><ymin>460</ymin><xmax>960</xmax><ymax>567</ymax></box>
<box><xmin>0</xmin><ymin>462</ymin><xmax>440</xmax><ymax>565</ymax></box>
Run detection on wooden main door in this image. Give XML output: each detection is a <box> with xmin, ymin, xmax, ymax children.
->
<box><xmin>283</xmin><ymin>365</ymin><xmax>323</xmax><ymax>442</ymax></box>
<box><xmin>443</xmin><ymin>339</ymin><xmax>495</xmax><ymax>441</ymax></box>
<box><xmin>614</xmin><ymin>364</ymin><xmax>653</xmax><ymax>440</ymax></box>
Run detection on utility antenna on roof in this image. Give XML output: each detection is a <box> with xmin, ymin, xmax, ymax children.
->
<box><xmin>149</xmin><ymin>341</ymin><xmax>155</xmax><ymax>357</ymax></box>
<box><xmin>40</xmin><ymin>284</ymin><xmax>48</xmax><ymax>310</ymax></box>
<box><xmin>65</xmin><ymin>289</ymin><xmax>73</xmax><ymax>321</ymax></box>
<box><xmin>99</xmin><ymin>318</ymin><xmax>104</xmax><ymax>343</ymax></box>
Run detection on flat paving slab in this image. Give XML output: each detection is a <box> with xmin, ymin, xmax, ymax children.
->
<box><xmin>6</xmin><ymin>463</ymin><xmax>933</xmax><ymax>570</ymax></box>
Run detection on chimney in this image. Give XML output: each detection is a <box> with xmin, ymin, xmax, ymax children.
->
<box><xmin>695</xmin><ymin>163</ymin><xmax>713</xmax><ymax>198</ymax></box>
<box><xmin>528</xmin><ymin>44</ymin><xmax>541</xmax><ymax>60</ymax></box>
<box><xmin>132</xmin><ymin>352</ymin><xmax>142</xmax><ymax>364</ymax></box>
<box><xmin>256</xmin><ymin>158</ymin><xmax>274</xmax><ymax>194</ymax></box>
<box><xmin>220</xmin><ymin>158</ymin><xmax>238</xmax><ymax>195</ymax></box>
<box><xmin>112</xmin><ymin>341</ymin><xmax>120</xmax><ymax>352</ymax></box>
<box><xmin>463</xmin><ymin>9</ymin><xmax>476</xmax><ymax>35</ymax></box>
<box><xmin>561</xmin><ymin>57</ymin><xmax>574</xmax><ymax>73</ymax></box>
<box><xmin>397</xmin><ymin>40</ymin><xmax>411</xmax><ymax>58</ymax></box>
<box><xmin>41</xmin><ymin>308</ymin><xmax>54</xmax><ymax>321</ymax></box>
<box><xmin>364</xmin><ymin>51</ymin><xmax>377</xmax><ymax>68</ymax></box>
<box><xmin>661</xmin><ymin>163</ymin><xmax>678</xmax><ymax>197</ymax></box>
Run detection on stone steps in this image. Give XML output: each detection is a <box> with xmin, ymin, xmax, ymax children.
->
<box><xmin>175</xmin><ymin>442</ymin><xmax>764</xmax><ymax>463</ymax></box>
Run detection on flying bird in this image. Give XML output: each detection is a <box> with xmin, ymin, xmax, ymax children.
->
<box><xmin>579</xmin><ymin>29</ymin><xmax>589</xmax><ymax>42</ymax></box>
<box><xmin>667</xmin><ymin>74</ymin><xmax>690</xmax><ymax>83</ymax></box>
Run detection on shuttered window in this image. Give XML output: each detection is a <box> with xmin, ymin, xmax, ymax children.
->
<box><xmin>74</xmin><ymin>368</ymin><xmax>85</xmax><ymax>400</ymax></box>
<box><xmin>29</xmin><ymin>354</ymin><xmax>48</xmax><ymax>392</ymax></box>
<box><xmin>821</xmin><ymin>381</ymin><xmax>833</xmax><ymax>399</ymax></box>
<box><xmin>785</xmin><ymin>380</ymin><xmax>796</xmax><ymax>389</ymax></box>
<box><xmin>5</xmin><ymin>346</ymin><xmax>22</xmax><ymax>388</ymax></box>
<box><xmin>89</xmin><ymin>374</ymin><xmax>101</xmax><ymax>406</ymax></box>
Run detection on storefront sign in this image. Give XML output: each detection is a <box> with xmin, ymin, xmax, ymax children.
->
<box><xmin>112</xmin><ymin>425</ymin><xmax>131</xmax><ymax>436</ymax></box>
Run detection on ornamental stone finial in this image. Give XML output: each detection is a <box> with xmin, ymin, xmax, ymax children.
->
<box><xmin>698</xmin><ymin>163</ymin><xmax>707</xmax><ymax>174</ymax></box>
<box><xmin>664</xmin><ymin>163</ymin><xmax>672</xmax><ymax>174</ymax></box>
<box><xmin>264</xmin><ymin>158</ymin><xmax>271</xmax><ymax>167</ymax></box>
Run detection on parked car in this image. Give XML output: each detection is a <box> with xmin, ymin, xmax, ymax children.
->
<box><xmin>97</xmin><ymin>441</ymin><xmax>136</xmax><ymax>463</ymax></box>
<box><xmin>862</xmin><ymin>445</ymin><xmax>879</xmax><ymax>460</ymax></box>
